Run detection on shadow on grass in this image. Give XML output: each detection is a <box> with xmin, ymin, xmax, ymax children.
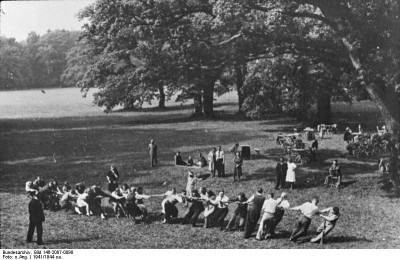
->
<box><xmin>325</xmin><ymin>236</ymin><xmax>373</xmax><ymax>244</ymax></box>
<box><xmin>46</xmin><ymin>237</ymin><xmax>99</xmax><ymax>245</ymax></box>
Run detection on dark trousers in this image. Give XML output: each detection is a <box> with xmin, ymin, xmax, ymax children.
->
<box><xmin>183</xmin><ymin>206</ymin><xmax>204</xmax><ymax>226</ymax></box>
<box><xmin>126</xmin><ymin>203</ymin><xmax>142</xmax><ymax>218</ymax></box>
<box><xmin>273</xmin><ymin>208</ymin><xmax>285</xmax><ymax>231</ymax></box>
<box><xmin>291</xmin><ymin>215</ymin><xmax>312</xmax><ymax>241</ymax></box>
<box><xmin>276</xmin><ymin>173</ymin><xmax>286</xmax><ymax>189</ymax></box>
<box><xmin>244</xmin><ymin>210</ymin><xmax>261</xmax><ymax>239</ymax></box>
<box><xmin>150</xmin><ymin>154</ymin><xmax>157</xmax><ymax>167</ymax></box>
<box><xmin>233</xmin><ymin>166</ymin><xmax>242</xmax><ymax>181</ymax></box>
<box><xmin>216</xmin><ymin>159</ymin><xmax>224</xmax><ymax>177</ymax></box>
<box><xmin>226</xmin><ymin>213</ymin><xmax>245</xmax><ymax>231</ymax></box>
<box><xmin>27</xmin><ymin>221</ymin><xmax>43</xmax><ymax>244</ymax></box>
<box><xmin>164</xmin><ymin>202</ymin><xmax>178</xmax><ymax>222</ymax></box>
<box><xmin>213</xmin><ymin>207</ymin><xmax>228</xmax><ymax>229</ymax></box>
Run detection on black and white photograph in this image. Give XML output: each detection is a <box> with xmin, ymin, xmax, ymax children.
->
<box><xmin>1</xmin><ymin>0</ymin><xmax>400</xmax><ymax>252</ymax></box>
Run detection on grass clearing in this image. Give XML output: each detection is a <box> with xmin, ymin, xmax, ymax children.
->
<box><xmin>1</xmin><ymin>88</ymin><xmax>399</xmax><ymax>249</ymax></box>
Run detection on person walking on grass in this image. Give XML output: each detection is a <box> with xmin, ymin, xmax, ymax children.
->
<box><xmin>243</xmin><ymin>188</ymin><xmax>265</xmax><ymax>239</ymax></box>
<box><xmin>285</xmin><ymin>158</ymin><xmax>297</xmax><ymax>190</ymax></box>
<box><xmin>26</xmin><ymin>193</ymin><xmax>45</xmax><ymax>245</ymax></box>
<box><xmin>233</xmin><ymin>151</ymin><xmax>243</xmax><ymax>182</ymax></box>
<box><xmin>148</xmin><ymin>139</ymin><xmax>158</xmax><ymax>167</ymax></box>
<box><xmin>289</xmin><ymin>197</ymin><xmax>321</xmax><ymax>242</ymax></box>
<box><xmin>275</xmin><ymin>157</ymin><xmax>288</xmax><ymax>189</ymax></box>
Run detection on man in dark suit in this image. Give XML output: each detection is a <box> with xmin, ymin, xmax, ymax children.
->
<box><xmin>26</xmin><ymin>193</ymin><xmax>45</xmax><ymax>245</ymax></box>
<box><xmin>148</xmin><ymin>139</ymin><xmax>158</xmax><ymax>167</ymax></box>
<box><xmin>275</xmin><ymin>157</ymin><xmax>288</xmax><ymax>189</ymax></box>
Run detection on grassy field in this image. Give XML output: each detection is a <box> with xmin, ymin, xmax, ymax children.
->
<box><xmin>1</xmin><ymin>88</ymin><xmax>399</xmax><ymax>249</ymax></box>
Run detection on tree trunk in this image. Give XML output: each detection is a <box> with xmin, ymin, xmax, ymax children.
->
<box><xmin>193</xmin><ymin>94</ymin><xmax>203</xmax><ymax>117</ymax></box>
<box><xmin>316</xmin><ymin>90</ymin><xmax>332</xmax><ymax>124</ymax></box>
<box><xmin>158</xmin><ymin>84</ymin><xmax>166</xmax><ymax>108</ymax></box>
<box><xmin>235</xmin><ymin>63</ymin><xmax>247</xmax><ymax>113</ymax></box>
<box><xmin>202</xmin><ymin>79</ymin><xmax>215</xmax><ymax>118</ymax></box>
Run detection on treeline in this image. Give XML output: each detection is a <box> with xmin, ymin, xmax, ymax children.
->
<box><xmin>0</xmin><ymin>30</ymin><xmax>81</xmax><ymax>90</ymax></box>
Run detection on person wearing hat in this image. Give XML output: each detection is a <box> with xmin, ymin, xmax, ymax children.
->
<box><xmin>310</xmin><ymin>206</ymin><xmax>340</xmax><ymax>243</ymax></box>
<box><xmin>26</xmin><ymin>193</ymin><xmax>45</xmax><ymax>245</ymax></box>
<box><xmin>275</xmin><ymin>157</ymin><xmax>288</xmax><ymax>189</ymax></box>
<box><xmin>148</xmin><ymin>139</ymin><xmax>158</xmax><ymax>167</ymax></box>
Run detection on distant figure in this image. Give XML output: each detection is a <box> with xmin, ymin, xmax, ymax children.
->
<box><xmin>233</xmin><ymin>152</ymin><xmax>243</xmax><ymax>182</ymax></box>
<box><xmin>311</xmin><ymin>139</ymin><xmax>318</xmax><ymax>150</ymax></box>
<box><xmin>216</xmin><ymin>146</ymin><xmax>225</xmax><ymax>177</ymax></box>
<box><xmin>148</xmin><ymin>139</ymin><xmax>158</xmax><ymax>167</ymax></box>
<box><xmin>187</xmin><ymin>156</ymin><xmax>194</xmax><ymax>166</ymax></box>
<box><xmin>230</xmin><ymin>143</ymin><xmax>240</xmax><ymax>155</ymax></box>
<box><xmin>276</xmin><ymin>133</ymin><xmax>284</xmax><ymax>145</ymax></box>
<box><xmin>343</xmin><ymin>127</ymin><xmax>353</xmax><ymax>143</ymax></box>
<box><xmin>41</xmin><ymin>90</ymin><xmax>46</xmax><ymax>94</ymax></box>
<box><xmin>107</xmin><ymin>165</ymin><xmax>119</xmax><ymax>193</ymax></box>
<box><xmin>208</xmin><ymin>147</ymin><xmax>217</xmax><ymax>177</ymax></box>
<box><xmin>174</xmin><ymin>151</ymin><xmax>187</xmax><ymax>166</ymax></box>
<box><xmin>310</xmin><ymin>206</ymin><xmax>340</xmax><ymax>243</ymax></box>
<box><xmin>26</xmin><ymin>193</ymin><xmax>45</xmax><ymax>245</ymax></box>
<box><xmin>285</xmin><ymin>158</ymin><xmax>297</xmax><ymax>190</ymax></box>
<box><xmin>275</xmin><ymin>157</ymin><xmax>288</xmax><ymax>189</ymax></box>
<box><xmin>196</xmin><ymin>153</ymin><xmax>207</xmax><ymax>167</ymax></box>
<box><xmin>324</xmin><ymin>160</ymin><xmax>342</xmax><ymax>187</ymax></box>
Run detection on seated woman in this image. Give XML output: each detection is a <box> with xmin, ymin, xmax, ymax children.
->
<box><xmin>174</xmin><ymin>151</ymin><xmax>187</xmax><ymax>166</ymax></box>
<box><xmin>187</xmin><ymin>156</ymin><xmax>194</xmax><ymax>166</ymax></box>
<box><xmin>324</xmin><ymin>160</ymin><xmax>342</xmax><ymax>187</ymax></box>
<box><xmin>196</xmin><ymin>153</ymin><xmax>208</xmax><ymax>167</ymax></box>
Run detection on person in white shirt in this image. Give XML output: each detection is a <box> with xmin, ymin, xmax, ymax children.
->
<box><xmin>163</xmin><ymin>189</ymin><xmax>184</xmax><ymax>224</ymax></box>
<box><xmin>215</xmin><ymin>146</ymin><xmax>225</xmax><ymax>177</ymax></box>
<box><xmin>186</xmin><ymin>171</ymin><xmax>202</xmax><ymax>198</ymax></box>
<box><xmin>285</xmin><ymin>158</ymin><xmax>297</xmax><ymax>190</ymax></box>
<box><xmin>161</xmin><ymin>188</ymin><xmax>176</xmax><ymax>214</ymax></box>
<box><xmin>289</xmin><ymin>197</ymin><xmax>321</xmax><ymax>242</ymax></box>
<box><xmin>273</xmin><ymin>192</ymin><xmax>290</xmax><ymax>234</ymax></box>
<box><xmin>256</xmin><ymin>193</ymin><xmax>279</xmax><ymax>240</ymax></box>
<box><xmin>213</xmin><ymin>190</ymin><xmax>230</xmax><ymax>230</ymax></box>
<box><xmin>310</xmin><ymin>206</ymin><xmax>340</xmax><ymax>243</ymax></box>
<box><xmin>135</xmin><ymin>187</ymin><xmax>152</xmax><ymax>220</ymax></box>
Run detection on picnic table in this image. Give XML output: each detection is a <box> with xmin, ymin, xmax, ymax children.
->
<box><xmin>290</xmin><ymin>148</ymin><xmax>313</xmax><ymax>164</ymax></box>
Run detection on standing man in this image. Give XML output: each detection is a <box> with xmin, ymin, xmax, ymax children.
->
<box><xmin>243</xmin><ymin>188</ymin><xmax>265</xmax><ymax>239</ymax></box>
<box><xmin>26</xmin><ymin>193</ymin><xmax>45</xmax><ymax>245</ymax></box>
<box><xmin>148</xmin><ymin>139</ymin><xmax>158</xmax><ymax>168</ymax></box>
<box><xmin>208</xmin><ymin>147</ymin><xmax>217</xmax><ymax>177</ymax></box>
<box><xmin>275</xmin><ymin>157</ymin><xmax>288</xmax><ymax>189</ymax></box>
<box><xmin>107</xmin><ymin>165</ymin><xmax>119</xmax><ymax>193</ymax></box>
<box><xmin>289</xmin><ymin>197</ymin><xmax>321</xmax><ymax>242</ymax></box>
<box><xmin>256</xmin><ymin>192</ymin><xmax>278</xmax><ymax>240</ymax></box>
<box><xmin>230</xmin><ymin>143</ymin><xmax>240</xmax><ymax>155</ymax></box>
<box><xmin>233</xmin><ymin>152</ymin><xmax>243</xmax><ymax>182</ymax></box>
<box><xmin>216</xmin><ymin>146</ymin><xmax>225</xmax><ymax>177</ymax></box>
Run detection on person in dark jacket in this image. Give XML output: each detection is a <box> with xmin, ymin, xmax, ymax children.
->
<box><xmin>224</xmin><ymin>192</ymin><xmax>247</xmax><ymax>231</ymax></box>
<box><xmin>26</xmin><ymin>194</ymin><xmax>45</xmax><ymax>245</ymax></box>
<box><xmin>233</xmin><ymin>152</ymin><xmax>243</xmax><ymax>182</ymax></box>
<box><xmin>174</xmin><ymin>151</ymin><xmax>187</xmax><ymax>166</ymax></box>
<box><xmin>181</xmin><ymin>190</ymin><xmax>205</xmax><ymax>227</ymax></box>
<box><xmin>275</xmin><ymin>158</ymin><xmax>288</xmax><ymax>189</ymax></box>
<box><xmin>243</xmin><ymin>188</ymin><xmax>265</xmax><ymax>239</ymax></box>
<box><xmin>107</xmin><ymin>165</ymin><xmax>120</xmax><ymax>193</ymax></box>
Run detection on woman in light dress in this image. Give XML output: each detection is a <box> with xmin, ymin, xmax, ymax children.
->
<box><xmin>285</xmin><ymin>158</ymin><xmax>297</xmax><ymax>190</ymax></box>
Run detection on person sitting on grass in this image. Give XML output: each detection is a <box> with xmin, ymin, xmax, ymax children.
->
<box><xmin>310</xmin><ymin>206</ymin><xmax>340</xmax><ymax>243</ymax></box>
<box><xmin>289</xmin><ymin>197</ymin><xmax>321</xmax><ymax>242</ymax></box>
<box><xmin>324</xmin><ymin>160</ymin><xmax>342</xmax><ymax>187</ymax></box>
<box><xmin>187</xmin><ymin>156</ymin><xmax>194</xmax><ymax>166</ymax></box>
<box><xmin>174</xmin><ymin>151</ymin><xmax>187</xmax><ymax>166</ymax></box>
<box><xmin>182</xmin><ymin>189</ymin><xmax>205</xmax><ymax>227</ymax></box>
<box><xmin>196</xmin><ymin>153</ymin><xmax>208</xmax><ymax>167</ymax></box>
<box><xmin>224</xmin><ymin>192</ymin><xmax>247</xmax><ymax>232</ymax></box>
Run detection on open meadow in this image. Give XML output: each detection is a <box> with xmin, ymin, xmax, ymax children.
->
<box><xmin>1</xmin><ymin>88</ymin><xmax>399</xmax><ymax>249</ymax></box>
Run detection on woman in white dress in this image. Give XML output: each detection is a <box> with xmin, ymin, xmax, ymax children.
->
<box><xmin>285</xmin><ymin>158</ymin><xmax>297</xmax><ymax>190</ymax></box>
